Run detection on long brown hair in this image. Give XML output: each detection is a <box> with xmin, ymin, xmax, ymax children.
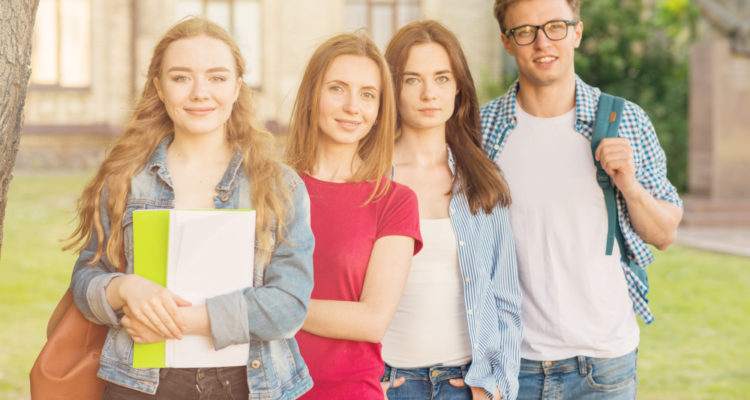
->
<box><xmin>385</xmin><ymin>20</ymin><xmax>511</xmax><ymax>214</ymax></box>
<box><xmin>285</xmin><ymin>32</ymin><xmax>396</xmax><ymax>202</ymax></box>
<box><xmin>66</xmin><ymin>17</ymin><xmax>291</xmax><ymax>268</ymax></box>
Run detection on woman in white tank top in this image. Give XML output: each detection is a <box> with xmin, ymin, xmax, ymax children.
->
<box><xmin>381</xmin><ymin>21</ymin><xmax>522</xmax><ymax>400</ymax></box>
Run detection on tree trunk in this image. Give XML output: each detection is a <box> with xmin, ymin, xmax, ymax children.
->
<box><xmin>0</xmin><ymin>0</ymin><xmax>39</xmax><ymax>256</ymax></box>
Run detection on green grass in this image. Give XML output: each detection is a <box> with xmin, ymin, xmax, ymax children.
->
<box><xmin>1</xmin><ymin>172</ymin><xmax>748</xmax><ymax>399</ymax></box>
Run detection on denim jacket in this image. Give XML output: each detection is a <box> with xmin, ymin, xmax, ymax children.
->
<box><xmin>70</xmin><ymin>136</ymin><xmax>315</xmax><ymax>399</ymax></box>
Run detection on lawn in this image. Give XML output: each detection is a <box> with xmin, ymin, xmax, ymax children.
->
<box><xmin>1</xmin><ymin>172</ymin><xmax>748</xmax><ymax>399</ymax></box>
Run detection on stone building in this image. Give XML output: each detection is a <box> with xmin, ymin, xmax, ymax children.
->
<box><xmin>19</xmin><ymin>0</ymin><xmax>504</xmax><ymax>169</ymax></box>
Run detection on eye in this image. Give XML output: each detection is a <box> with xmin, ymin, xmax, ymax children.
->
<box><xmin>362</xmin><ymin>91</ymin><xmax>377</xmax><ymax>100</ymax></box>
<box><xmin>209</xmin><ymin>75</ymin><xmax>228</xmax><ymax>83</ymax></box>
<box><xmin>171</xmin><ymin>75</ymin><xmax>189</xmax><ymax>82</ymax></box>
<box><xmin>329</xmin><ymin>85</ymin><xmax>344</xmax><ymax>94</ymax></box>
<box><xmin>404</xmin><ymin>77</ymin><xmax>419</xmax><ymax>85</ymax></box>
<box><xmin>546</xmin><ymin>21</ymin><xmax>567</xmax><ymax>33</ymax></box>
<box><xmin>436</xmin><ymin>75</ymin><xmax>450</xmax><ymax>84</ymax></box>
<box><xmin>515</xmin><ymin>25</ymin><xmax>535</xmax><ymax>38</ymax></box>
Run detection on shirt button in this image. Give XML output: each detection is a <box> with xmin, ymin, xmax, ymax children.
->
<box><xmin>459</xmin><ymin>241</ymin><xmax>465</xmax><ymax>246</ymax></box>
<box><xmin>465</xmin><ymin>277</ymin><xmax>470</xmax><ymax>283</ymax></box>
<box><xmin>494</xmin><ymin>144</ymin><xmax>500</xmax><ymax>150</ymax></box>
<box><xmin>450</xmin><ymin>208</ymin><xmax>455</xmax><ymax>214</ymax></box>
<box><xmin>251</xmin><ymin>359</ymin><xmax>261</xmax><ymax>369</ymax></box>
<box><xmin>467</xmin><ymin>309</ymin><xmax>473</xmax><ymax>315</ymax></box>
<box><xmin>474</xmin><ymin>344</ymin><xmax>479</xmax><ymax>349</ymax></box>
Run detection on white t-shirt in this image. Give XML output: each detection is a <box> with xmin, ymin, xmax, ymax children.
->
<box><xmin>381</xmin><ymin>218</ymin><xmax>473</xmax><ymax>368</ymax></box>
<box><xmin>496</xmin><ymin>102</ymin><xmax>639</xmax><ymax>361</ymax></box>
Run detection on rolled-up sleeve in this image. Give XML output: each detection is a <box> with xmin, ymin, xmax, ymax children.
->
<box><xmin>207</xmin><ymin>174</ymin><xmax>315</xmax><ymax>349</ymax></box>
<box><xmin>69</xmin><ymin>197</ymin><xmax>125</xmax><ymax>327</ymax></box>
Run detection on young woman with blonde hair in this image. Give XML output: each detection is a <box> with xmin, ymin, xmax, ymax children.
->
<box><xmin>286</xmin><ymin>32</ymin><xmax>422</xmax><ymax>399</ymax></box>
<box><xmin>379</xmin><ymin>20</ymin><xmax>522</xmax><ymax>400</ymax></box>
<box><xmin>67</xmin><ymin>17</ymin><xmax>314</xmax><ymax>399</ymax></box>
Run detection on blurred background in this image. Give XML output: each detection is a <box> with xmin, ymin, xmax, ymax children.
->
<box><xmin>2</xmin><ymin>0</ymin><xmax>749</xmax><ymax>399</ymax></box>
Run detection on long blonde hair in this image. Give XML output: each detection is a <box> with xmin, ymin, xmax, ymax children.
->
<box><xmin>285</xmin><ymin>32</ymin><xmax>396</xmax><ymax>202</ymax></box>
<box><xmin>66</xmin><ymin>18</ymin><xmax>290</xmax><ymax>268</ymax></box>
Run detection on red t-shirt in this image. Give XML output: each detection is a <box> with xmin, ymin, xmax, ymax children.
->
<box><xmin>297</xmin><ymin>175</ymin><xmax>422</xmax><ymax>399</ymax></box>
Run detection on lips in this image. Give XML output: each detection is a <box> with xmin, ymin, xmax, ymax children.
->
<box><xmin>418</xmin><ymin>107</ymin><xmax>441</xmax><ymax>116</ymax></box>
<box><xmin>184</xmin><ymin>107</ymin><xmax>215</xmax><ymax>116</ymax></box>
<box><xmin>335</xmin><ymin>118</ymin><xmax>362</xmax><ymax>131</ymax></box>
<box><xmin>534</xmin><ymin>56</ymin><xmax>558</xmax><ymax>64</ymax></box>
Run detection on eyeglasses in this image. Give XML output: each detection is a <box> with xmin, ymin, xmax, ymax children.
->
<box><xmin>505</xmin><ymin>20</ymin><xmax>578</xmax><ymax>46</ymax></box>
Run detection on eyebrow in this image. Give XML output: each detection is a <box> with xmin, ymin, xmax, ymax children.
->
<box><xmin>403</xmin><ymin>69</ymin><xmax>453</xmax><ymax>76</ymax></box>
<box><xmin>325</xmin><ymin>79</ymin><xmax>380</xmax><ymax>92</ymax></box>
<box><xmin>166</xmin><ymin>66</ymin><xmax>233</xmax><ymax>73</ymax></box>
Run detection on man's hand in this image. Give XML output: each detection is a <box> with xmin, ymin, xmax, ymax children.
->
<box><xmin>595</xmin><ymin>138</ymin><xmax>638</xmax><ymax>196</ymax></box>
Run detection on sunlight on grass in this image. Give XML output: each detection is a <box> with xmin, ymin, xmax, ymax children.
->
<box><xmin>0</xmin><ymin>172</ymin><xmax>748</xmax><ymax>399</ymax></box>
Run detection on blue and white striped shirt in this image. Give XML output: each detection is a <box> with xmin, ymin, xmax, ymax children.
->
<box><xmin>479</xmin><ymin>76</ymin><xmax>683</xmax><ymax>324</ymax></box>
<box><xmin>447</xmin><ymin>153</ymin><xmax>522</xmax><ymax>400</ymax></box>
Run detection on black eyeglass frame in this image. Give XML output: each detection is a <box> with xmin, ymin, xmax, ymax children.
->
<box><xmin>504</xmin><ymin>19</ymin><xmax>579</xmax><ymax>46</ymax></box>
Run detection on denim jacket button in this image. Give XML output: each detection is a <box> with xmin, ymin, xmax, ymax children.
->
<box><xmin>251</xmin><ymin>359</ymin><xmax>261</xmax><ymax>369</ymax></box>
<box><xmin>220</xmin><ymin>193</ymin><xmax>231</xmax><ymax>202</ymax></box>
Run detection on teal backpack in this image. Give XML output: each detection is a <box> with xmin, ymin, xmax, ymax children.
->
<box><xmin>591</xmin><ymin>93</ymin><xmax>649</xmax><ymax>292</ymax></box>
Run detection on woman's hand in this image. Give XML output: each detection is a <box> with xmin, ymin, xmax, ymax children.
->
<box><xmin>380</xmin><ymin>377</ymin><xmax>405</xmax><ymax>399</ymax></box>
<box><xmin>121</xmin><ymin>305</ymin><xmax>168</xmax><ymax>343</ymax></box>
<box><xmin>449</xmin><ymin>379</ymin><xmax>502</xmax><ymax>400</ymax></box>
<box><xmin>107</xmin><ymin>275</ymin><xmax>191</xmax><ymax>339</ymax></box>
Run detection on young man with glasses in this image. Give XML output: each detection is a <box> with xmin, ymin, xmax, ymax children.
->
<box><xmin>480</xmin><ymin>0</ymin><xmax>683</xmax><ymax>399</ymax></box>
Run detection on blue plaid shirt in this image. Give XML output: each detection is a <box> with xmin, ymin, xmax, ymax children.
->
<box><xmin>479</xmin><ymin>76</ymin><xmax>683</xmax><ymax>324</ymax></box>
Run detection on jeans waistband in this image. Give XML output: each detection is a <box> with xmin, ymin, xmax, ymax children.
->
<box><xmin>159</xmin><ymin>366</ymin><xmax>247</xmax><ymax>381</ymax></box>
<box><xmin>383</xmin><ymin>362</ymin><xmax>470</xmax><ymax>387</ymax></box>
<box><xmin>521</xmin><ymin>349</ymin><xmax>638</xmax><ymax>376</ymax></box>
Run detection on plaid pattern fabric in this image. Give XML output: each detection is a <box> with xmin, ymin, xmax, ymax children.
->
<box><xmin>480</xmin><ymin>76</ymin><xmax>683</xmax><ymax>324</ymax></box>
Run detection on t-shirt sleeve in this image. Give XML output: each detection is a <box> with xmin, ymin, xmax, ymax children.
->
<box><xmin>376</xmin><ymin>182</ymin><xmax>423</xmax><ymax>254</ymax></box>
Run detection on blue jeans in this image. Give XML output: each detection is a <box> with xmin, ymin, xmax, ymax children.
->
<box><xmin>102</xmin><ymin>366</ymin><xmax>248</xmax><ymax>399</ymax></box>
<box><xmin>382</xmin><ymin>363</ymin><xmax>472</xmax><ymax>400</ymax></box>
<box><xmin>518</xmin><ymin>349</ymin><xmax>637</xmax><ymax>400</ymax></box>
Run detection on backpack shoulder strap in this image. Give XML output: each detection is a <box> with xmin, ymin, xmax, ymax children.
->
<box><xmin>591</xmin><ymin>93</ymin><xmax>625</xmax><ymax>256</ymax></box>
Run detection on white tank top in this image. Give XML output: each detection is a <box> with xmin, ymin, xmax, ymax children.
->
<box><xmin>496</xmin><ymin>103</ymin><xmax>639</xmax><ymax>361</ymax></box>
<box><xmin>381</xmin><ymin>218</ymin><xmax>473</xmax><ymax>368</ymax></box>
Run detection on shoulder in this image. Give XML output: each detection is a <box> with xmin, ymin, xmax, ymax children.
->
<box><xmin>382</xmin><ymin>179</ymin><xmax>418</xmax><ymax>204</ymax></box>
<box><xmin>479</xmin><ymin>82</ymin><xmax>518</xmax><ymax>125</ymax></box>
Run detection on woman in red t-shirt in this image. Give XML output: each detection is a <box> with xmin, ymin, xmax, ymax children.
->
<box><xmin>285</xmin><ymin>32</ymin><xmax>423</xmax><ymax>399</ymax></box>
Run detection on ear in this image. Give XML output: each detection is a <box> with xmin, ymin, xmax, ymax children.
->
<box><xmin>573</xmin><ymin>21</ymin><xmax>584</xmax><ymax>48</ymax></box>
<box><xmin>153</xmin><ymin>77</ymin><xmax>164</xmax><ymax>102</ymax></box>
<box><xmin>501</xmin><ymin>33</ymin><xmax>515</xmax><ymax>57</ymax></box>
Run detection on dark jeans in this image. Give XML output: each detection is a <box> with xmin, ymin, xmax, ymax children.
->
<box><xmin>102</xmin><ymin>366</ymin><xmax>248</xmax><ymax>400</ymax></box>
<box><xmin>381</xmin><ymin>362</ymin><xmax>472</xmax><ymax>400</ymax></box>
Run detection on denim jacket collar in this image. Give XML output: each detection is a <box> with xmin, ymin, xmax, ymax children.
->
<box><xmin>145</xmin><ymin>135</ymin><xmax>245</xmax><ymax>197</ymax></box>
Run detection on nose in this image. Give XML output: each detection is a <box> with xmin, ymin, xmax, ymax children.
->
<box><xmin>342</xmin><ymin>92</ymin><xmax>360</xmax><ymax>114</ymax></box>
<box><xmin>532</xmin><ymin>28</ymin><xmax>552</xmax><ymax>48</ymax></box>
<box><xmin>190</xmin><ymin>78</ymin><xmax>210</xmax><ymax>101</ymax></box>
<box><xmin>421</xmin><ymin>81</ymin><xmax>437</xmax><ymax>101</ymax></box>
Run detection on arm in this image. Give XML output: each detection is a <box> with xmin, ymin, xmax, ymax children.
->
<box><xmin>595</xmin><ymin>138</ymin><xmax>683</xmax><ymax>250</ymax></box>
<box><xmin>204</xmin><ymin>175</ymin><xmax>315</xmax><ymax>349</ymax></box>
<box><xmin>491</xmin><ymin>207</ymin><xmax>522</xmax><ymax>400</ymax></box>
<box><xmin>301</xmin><ymin>234</ymin><xmax>414</xmax><ymax>343</ymax></box>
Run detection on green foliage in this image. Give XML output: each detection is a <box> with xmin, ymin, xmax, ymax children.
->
<box><xmin>575</xmin><ymin>0</ymin><xmax>699</xmax><ymax>192</ymax></box>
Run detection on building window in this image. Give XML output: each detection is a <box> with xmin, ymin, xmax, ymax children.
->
<box><xmin>30</xmin><ymin>0</ymin><xmax>92</xmax><ymax>88</ymax></box>
<box><xmin>176</xmin><ymin>0</ymin><xmax>262</xmax><ymax>88</ymax></box>
<box><xmin>344</xmin><ymin>0</ymin><xmax>420</xmax><ymax>50</ymax></box>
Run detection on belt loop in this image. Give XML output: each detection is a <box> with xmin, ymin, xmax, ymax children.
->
<box><xmin>388</xmin><ymin>366</ymin><xmax>398</xmax><ymax>389</ymax></box>
<box><xmin>577</xmin><ymin>356</ymin><xmax>587</xmax><ymax>376</ymax></box>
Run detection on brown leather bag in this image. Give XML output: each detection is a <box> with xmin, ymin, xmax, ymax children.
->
<box><xmin>30</xmin><ymin>289</ymin><xmax>108</xmax><ymax>399</ymax></box>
